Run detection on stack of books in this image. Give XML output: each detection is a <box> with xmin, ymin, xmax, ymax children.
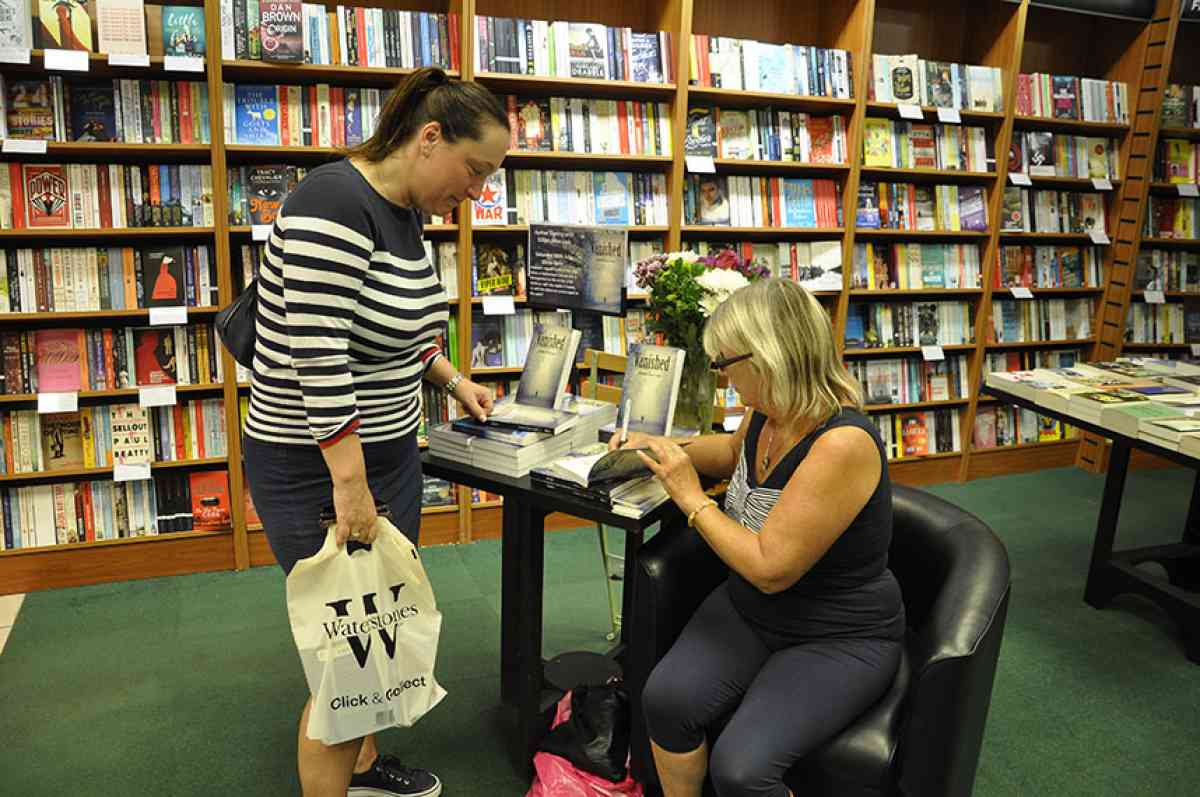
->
<box><xmin>530</xmin><ymin>443</ymin><xmax>670</xmax><ymax>519</ymax></box>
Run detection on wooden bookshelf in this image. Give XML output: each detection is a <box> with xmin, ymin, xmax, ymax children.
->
<box><xmin>0</xmin><ymin>227</ymin><xmax>215</xmax><ymax>239</ymax></box>
<box><xmin>858</xmin><ymin>166</ymin><xmax>997</xmax><ymax>184</ymax></box>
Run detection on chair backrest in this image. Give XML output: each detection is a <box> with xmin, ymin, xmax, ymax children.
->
<box><xmin>887</xmin><ymin>485</ymin><xmax>1011</xmax><ymax>797</ymax></box>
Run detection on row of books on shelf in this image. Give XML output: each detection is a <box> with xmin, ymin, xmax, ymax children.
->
<box><xmin>0</xmin><ymin>244</ymin><xmax>217</xmax><ymax>314</ymax></box>
<box><xmin>227</xmin><ymin>164</ymin><xmax>303</xmax><ymax>226</ymax></box>
<box><xmin>0</xmin><ymin>1</ymin><xmax>205</xmax><ymax>57</ymax></box>
<box><xmin>684</xmin><ymin>107</ymin><xmax>847</xmax><ymax>164</ymax></box>
<box><xmin>1014</xmin><ymin>74</ymin><xmax>1129</xmax><ymax>124</ymax></box>
<box><xmin>844</xmin><ymin>301</ymin><xmax>974</xmax><ymax>349</ymax></box>
<box><xmin>1144</xmin><ymin>197</ymin><xmax>1200</xmax><ymax>240</ymax></box>
<box><xmin>995</xmin><ymin>245</ymin><xmax>1104</xmax><ymax>289</ymax></box>
<box><xmin>984</xmin><ymin>358</ymin><xmax>1200</xmax><ymax>455</ymax></box>
<box><xmin>870</xmin><ymin>408</ymin><xmax>962</xmax><ymax>460</ymax></box>
<box><xmin>224</xmin><ymin>82</ymin><xmax>385</xmax><ymax>148</ymax></box>
<box><xmin>868</xmin><ymin>55</ymin><xmax>1004</xmax><ymax>112</ymax></box>
<box><xmin>989</xmin><ymin>298</ymin><xmax>1093</xmax><ymax>343</ymax></box>
<box><xmin>982</xmin><ymin>348</ymin><xmax>1086</xmax><ymax>374</ymax></box>
<box><xmin>688</xmin><ymin>36</ymin><xmax>853</xmax><ymax>99</ymax></box>
<box><xmin>1161</xmin><ymin>84</ymin><xmax>1200</xmax><ymax>129</ymax></box>
<box><xmin>491</xmin><ymin>168</ymin><xmax>669</xmax><ymax>227</ymax></box>
<box><xmin>0</xmin><ymin>470</ymin><xmax>233</xmax><ymax>551</ymax></box>
<box><xmin>506</xmin><ymin>95</ymin><xmax>673</xmax><ymax>157</ymax></box>
<box><xmin>223</xmin><ymin>3</ymin><xmax>458</xmax><ymax>69</ymax></box>
<box><xmin>860</xmin><ymin>120</ymin><xmax>990</xmax><ymax>172</ymax></box>
<box><xmin>469</xmin><ymin>309</ymin><xmax>637</xmax><ymax>371</ymax></box>
<box><xmin>1134</xmin><ymin>249</ymin><xmax>1200</xmax><ymax>292</ymax></box>
<box><xmin>0</xmin><ymin>162</ymin><xmax>215</xmax><ymax>230</ymax></box>
<box><xmin>0</xmin><ymin>76</ymin><xmax>210</xmax><ymax>144</ymax></box>
<box><xmin>1126</xmin><ymin>303</ymin><xmax>1199</xmax><ymax>345</ymax></box>
<box><xmin>682</xmin><ymin>175</ymin><xmax>841</xmax><ymax>228</ymax></box>
<box><xmin>1155</xmin><ymin>139</ymin><xmax>1200</xmax><ymax>184</ymax></box>
<box><xmin>0</xmin><ymin>398</ymin><xmax>226</xmax><ymax>475</ymax></box>
<box><xmin>477</xmin><ymin>16</ymin><xmax>673</xmax><ymax>84</ymax></box>
<box><xmin>1000</xmin><ymin>188</ymin><xmax>1107</xmax><ymax>236</ymax></box>
<box><xmin>855</xmin><ymin>182</ymin><xmax>988</xmax><ymax>232</ymax></box>
<box><xmin>0</xmin><ymin>323</ymin><xmax>223</xmax><ymax>395</ymax></box>
<box><xmin>851</xmin><ymin>242</ymin><xmax>983</xmax><ymax>291</ymax></box>
<box><xmin>973</xmin><ymin>405</ymin><xmax>1077</xmax><ymax>450</ymax></box>
<box><xmin>847</xmin><ymin>354</ymin><xmax>971</xmax><ymax>406</ymax></box>
<box><xmin>1009</xmin><ymin>132</ymin><xmax>1121</xmax><ymax>180</ymax></box>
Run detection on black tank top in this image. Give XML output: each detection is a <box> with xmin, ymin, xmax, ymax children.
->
<box><xmin>723</xmin><ymin>408</ymin><xmax>905</xmax><ymax>642</ymax></box>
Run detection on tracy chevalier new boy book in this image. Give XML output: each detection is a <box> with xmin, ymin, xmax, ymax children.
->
<box><xmin>616</xmin><ymin>343</ymin><xmax>685</xmax><ymax>437</ymax></box>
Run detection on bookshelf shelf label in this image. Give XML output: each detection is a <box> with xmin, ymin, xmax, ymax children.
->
<box><xmin>164</xmin><ymin>55</ymin><xmax>205</xmax><ymax>73</ymax></box>
<box><xmin>1009</xmin><ymin>173</ymin><xmax>1032</xmax><ymax>186</ymax></box>
<box><xmin>1010</xmin><ymin>286</ymin><xmax>1034</xmax><ymax>299</ymax></box>
<box><xmin>1088</xmin><ymin>229</ymin><xmax>1111</xmax><ymax>245</ymax></box>
<box><xmin>2</xmin><ymin>139</ymin><xmax>47</xmax><ymax>154</ymax></box>
<box><xmin>482</xmin><ymin>296</ymin><xmax>516</xmax><ymax>316</ymax></box>
<box><xmin>251</xmin><ymin>224</ymin><xmax>272</xmax><ymax>241</ymax></box>
<box><xmin>1177</xmin><ymin>184</ymin><xmax>1199</xmax><ymax>198</ymax></box>
<box><xmin>921</xmin><ymin>345</ymin><xmax>945</xmax><ymax>362</ymax></box>
<box><xmin>139</xmin><ymin>385</ymin><xmax>177</xmax><ymax>408</ymax></box>
<box><xmin>114</xmin><ymin>463</ymin><xmax>152</xmax><ymax>482</ymax></box>
<box><xmin>108</xmin><ymin>53</ymin><xmax>150</xmax><ymax>67</ymax></box>
<box><xmin>936</xmin><ymin>108</ymin><xmax>961</xmax><ymax>125</ymax></box>
<box><xmin>44</xmin><ymin>48</ymin><xmax>89</xmax><ymax>72</ymax></box>
<box><xmin>37</xmin><ymin>391</ymin><xmax>78</xmax><ymax>414</ymax></box>
<box><xmin>1192</xmin><ymin>344</ymin><xmax>1200</xmax><ymax>357</ymax></box>
<box><xmin>1145</xmin><ymin>290</ymin><xmax>1166</xmax><ymax>304</ymax></box>
<box><xmin>1092</xmin><ymin>178</ymin><xmax>1113</xmax><ymax>191</ymax></box>
<box><xmin>149</xmin><ymin>306</ymin><xmax>188</xmax><ymax>326</ymax></box>
<box><xmin>684</xmin><ymin>155</ymin><xmax>716</xmax><ymax>174</ymax></box>
<box><xmin>0</xmin><ymin>48</ymin><xmax>31</xmax><ymax>64</ymax></box>
<box><xmin>897</xmin><ymin>103</ymin><xmax>923</xmax><ymax>120</ymax></box>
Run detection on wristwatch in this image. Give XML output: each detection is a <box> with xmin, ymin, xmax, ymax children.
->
<box><xmin>443</xmin><ymin>373</ymin><xmax>465</xmax><ymax>396</ymax></box>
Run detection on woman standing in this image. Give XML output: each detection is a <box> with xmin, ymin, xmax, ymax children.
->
<box><xmin>242</xmin><ymin>67</ymin><xmax>510</xmax><ymax>797</ymax></box>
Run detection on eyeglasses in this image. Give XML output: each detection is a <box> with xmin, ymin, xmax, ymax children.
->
<box><xmin>711</xmin><ymin>352</ymin><xmax>753</xmax><ymax>371</ymax></box>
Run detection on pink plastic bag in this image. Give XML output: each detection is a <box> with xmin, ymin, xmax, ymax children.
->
<box><xmin>526</xmin><ymin>691</ymin><xmax>644</xmax><ymax>797</ymax></box>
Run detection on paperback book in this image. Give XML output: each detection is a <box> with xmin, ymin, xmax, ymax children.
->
<box><xmin>615</xmin><ymin>343</ymin><xmax>686</xmax><ymax>437</ymax></box>
<box><xmin>162</xmin><ymin>5</ymin><xmax>205</xmax><ymax>55</ymax></box>
<box><xmin>514</xmin><ymin>323</ymin><xmax>583</xmax><ymax>409</ymax></box>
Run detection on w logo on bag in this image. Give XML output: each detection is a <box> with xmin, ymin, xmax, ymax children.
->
<box><xmin>322</xmin><ymin>584</ymin><xmax>420</xmax><ymax>668</ymax></box>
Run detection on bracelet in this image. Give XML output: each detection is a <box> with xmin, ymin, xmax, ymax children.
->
<box><xmin>687</xmin><ymin>499</ymin><xmax>719</xmax><ymax>528</ymax></box>
<box><xmin>443</xmin><ymin>373</ymin><xmax>464</xmax><ymax>396</ymax></box>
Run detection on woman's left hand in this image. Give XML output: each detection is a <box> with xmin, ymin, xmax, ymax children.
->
<box><xmin>452</xmin><ymin>378</ymin><xmax>494</xmax><ymax>422</ymax></box>
<box><xmin>637</xmin><ymin>437</ymin><xmax>706</xmax><ymax>513</ymax></box>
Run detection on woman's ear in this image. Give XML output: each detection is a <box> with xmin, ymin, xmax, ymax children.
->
<box><xmin>419</xmin><ymin>121</ymin><xmax>443</xmax><ymax>155</ymax></box>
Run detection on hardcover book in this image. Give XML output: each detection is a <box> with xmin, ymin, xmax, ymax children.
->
<box><xmin>234</xmin><ymin>84</ymin><xmax>281</xmax><ymax>145</ymax></box>
<box><xmin>514</xmin><ymin>323</ymin><xmax>582</xmax><ymax>410</ymax></box>
<box><xmin>139</xmin><ymin>245</ymin><xmax>185</xmax><ymax>306</ymax></box>
<box><xmin>67</xmin><ymin>81</ymin><xmax>117</xmax><ymax>141</ymax></box>
<box><xmin>96</xmin><ymin>0</ymin><xmax>146</xmax><ymax>55</ymax></box>
<box><xmin>245</xmin><ymin>165</ymin><xmax>290</xmax><ymax>225</ymax></box>
<box><xmin>161</xmin><ymin>5</ymin><xmax>204</xmax><ymax>55</ymax></box>
<box><xmin>35</xmin><ymin>328</ymin><xmax>83</xmax><ymax>391</ymax></box>
<box><xmin>259</xmin><ymin>0</ymin><xmax>302</xmax><ymax>63</ymax></box>
<box><xmin>132</xmin><ymin>327</ymin><xmax>178</xmax><ymax>384</ymax></box>
<box><xmin>36</xmin><ymin>0</ymin><xmax>93</xmax><ymax>51</ymax></box>
<box><xmin>0</xmin><ymin>0</ymin><xmax>34</xmax><ymax>51</ymax></box>
<box><xmin>616</xmin><ymin>343</ymin><xmax>685</xmax><ymax>437</ymax></box>
<box><xmin>111</xmin><ymin>403</ymin><xmax>151</xmax><ymax>465</ymax></box>
<box><xmin>23</xmin><ymin>164</ymin><xmax>71</xmax><ymax>228</ymax></box>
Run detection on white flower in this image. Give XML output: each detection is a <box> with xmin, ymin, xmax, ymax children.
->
<box><xmin>669</xmin><ymin>250</ymin><xmax>701</xmax><ymax>263</ymax></box>
<box><xmin>696</xmin><ymin>269</ymin><xmax>750</xmax><ymax>316</ymax></box>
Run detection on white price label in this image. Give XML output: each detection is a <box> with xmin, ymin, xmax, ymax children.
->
<box><xmin>139</xmin><ymin>384</ymin><xmax>177</xmax><ymax>408</ymax></box>
<box><xmin>37</xmin><ymin>391</ymin><xmax>79</xmax><ymax>414</ymax></box>
<box><xmin>113</xmin><ymin>462</ymin><xmax>152</xmax><ymax>482</ymax></box>
<box><xmin>251</xmin><ymin>224</ymin><xmax>272</xmax><ymax>241</ymax></box>
<box><xmin>1192</xmin><ymin>344</ymin><xmax>1200</xmax><ymax>357</ymax></box>
<box><xmin>1177</xmin><ymin>183</ymin><xmax>1199</xmax><ymax>198</ymax></box>
<box><xmin>1089</xmin><ymin>228</ymin><xmax>1111</xmax><ymax>245</ymax></box>
<box><xmin>150</xmin><ymin>305</ymin><xmax>188</xmax><ymax>326</ymax></box>
<box><xmin>1010</xmin><ymin>286</ymin><xmax>1034</xmax><ymax>299</ymax></box>
<box><xmin>2</xmin><ymin>139</ymin><xmax>48</xmax><ymax>154</ymax></box>
<box><xmin>1092</xmin><ymin>178</ymin><xmax>1113</xmax><ymax>191</ymax></box>
<box><xmin>921</xmin><ymin>345</ymin><xmax>946</xmax><ymax>362</ymax></box>
<box><xmin>1144</xmin><ymin>290</ymin><xmax>1166</xmax><ymax>304</ymax></box>
<box><xmin>482</xmin><ymin>295</ymin><xmax>516</xmax><ymax>316</ymax></box>
<box><xmin>108</xmin><ymin>52</ymin><xmax>150</xmax><ymax>67</ymax></box>
<box><xmin>1009</xmin><ymin>172</ymin><xmax>1032</xmax><ymax>186</ymax></box>
<box><xmin>684</xmin><ymin>155</ymin><xmax>716</xmax><ymax>174</ymax></box>
<box><xmin>936</xmin><ymin>107</ymin><xmax>962</xmax><ymax>124</ymax></box>
<box><xmin>897</xmin><ymin>103</ymin><xmax>923</xmax><ymax>120</ymax></box>
<box><xmin>0</xmin><ymin>48</ymin><xmax>31</xmax><ymax>64</ymax></box>
<box><xmin>164</xmin><ymin>55</ymin><xmax>205</xmax><ymax>72</ymax></box>
<box><xmin>44</xmin><ymin>48</ymin><xmax>89</xmax><ymax>72</ymax></box>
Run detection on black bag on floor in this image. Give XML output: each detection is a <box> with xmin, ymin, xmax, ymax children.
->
<box><xmin>538</xmin><ymin>681</ymin><xmax>631</xmax><ymax>783</ymax></box>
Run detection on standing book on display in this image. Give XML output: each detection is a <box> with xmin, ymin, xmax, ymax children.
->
<box><xmin>489</xmin><ymin>323</ymin><xmax>583</xmax><ymax>434</ymax></box>
<box><xmin>0</xmin><ymin>0</ymin><xmax>33</xmax><ymax>52</ymax></box>
<box><xmin>97</xmin><ymin>0</ymin><xmax>147</xmax><ymax>55</ymax></box>
<box><xmin>615</xmin><ymin>343</ymin><xmax>686</xmax><ymax>437</ymax></box>
<box><xmin>526</xmin><ymin>224</ymin><xmax>628</xmax><ymax>316</ymax></box>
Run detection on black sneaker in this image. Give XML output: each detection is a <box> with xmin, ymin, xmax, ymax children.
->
<box><xmin>348</xmin><ymin>754</ymin><xmax>442</xmax><ymax>797</ymax></box>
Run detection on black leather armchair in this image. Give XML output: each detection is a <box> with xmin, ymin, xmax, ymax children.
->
<box><xmin>625</xmin><ymin>485</ymin><xmax>1011</xmax><ymax>797</ymax></box>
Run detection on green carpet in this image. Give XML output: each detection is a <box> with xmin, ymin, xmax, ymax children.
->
<box><xmin>0</xmin><ymin>466</ymin><xmax>1196</xmax><ymax>796</ymax></box>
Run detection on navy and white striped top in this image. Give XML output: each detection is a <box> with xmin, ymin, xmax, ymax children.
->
<box><xmin>243</xmin><ymin>159</ymin><xmax>447</xmax><ymax>448</ymax></box>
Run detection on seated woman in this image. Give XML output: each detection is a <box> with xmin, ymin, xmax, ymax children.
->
<box><xmin>615</xmin><ymin>278</ymin><xmax>905</xmax><ymax>797</ymax></box>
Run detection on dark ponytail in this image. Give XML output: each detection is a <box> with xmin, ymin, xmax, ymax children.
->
<box><xmin>346</xmin><ymin>67</ymin><xmax>509</xmax><ymax>161</ymax></box>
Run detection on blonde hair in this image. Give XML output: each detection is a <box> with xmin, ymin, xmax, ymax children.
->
<box><xmin>703</xmin><ymin>278</ymin><xmax>863</xmax><ymax>423</ymax></box>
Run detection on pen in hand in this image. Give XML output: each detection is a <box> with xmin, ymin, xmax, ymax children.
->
<box><xmin>620</xmin><ymin>399</ymin><xmax>631</xmax><ymax>446</ymax></box>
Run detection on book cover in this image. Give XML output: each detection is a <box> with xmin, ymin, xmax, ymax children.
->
<box><xmin>862</xmin><ymin>118</ymin><xmax>893</xmax><ymax>167</ymax></box>
<box><xmin>782</xmin><ymin>178</ymin><xmax>816</xmax><ymax>228</ymax></box>
<box><xmin>161</xmin><ymin>5</ymin><xmax>204</xmax><ymax>55</ymax></box>
<box><xmin>132</xmin><ymin>327</ymin><xmax>178</xmax><ymax>384</ymax></box>
<box><xmin>473</xmin><ymin>242</ymin><xmax>523</xmax><ymax>296</ymax></box>
<box><xmin>234</xmin><ymin>85</ymin><xmax>280</xmax><ymax>145</ymax></box>
<box><xmin>1026</xmin><ymin>132</ymin><xmax>1055</xmax><ymax>176</ymax></box>
<box><xmin>797</xmin><ymin>240</ymin><xmax>843</xmax><ymax>291</ymax></box>
<box><xmin>959</xmin><ymin>186</ymin><xmax>988</xmax><ymax>231</ymax></box>
<box><xmin>617</xmin><ymin>343</ymin><xmax>686</xmax><ymax>437</ymax></box>
<box><xmin>259</xmin><ymin>0</ymin><xmax>302</xmax><ymax>63</ymax></box>
<box><xmin>693</xmin><ymin>174</ymin><xmax>730</xmax><ymax>225</ymax></box>
<box><xmin>139</xmin><ymin>245</ymin><xmax>185</xmax><ymax>306</ymax></box>
<box><xmin>471</xmin><ymin>168</ymin><xmax>507</xmax><ymax>226</ymax></box>
<box><xmin>756</xmin><ymin>43</ymin><xmax>790</xmax><ymax>94</ymax></box>
<box><xmin>1162</xmin><ymin>84</ymin><xmax>1189</xmax><ymax>128</ymax></box>
<box><xmin>900</xmin><ymin>412</ymin><xmax>929</xmax><ymax>457</ymax></box>
<box><xmin>35</xmin><ymin>328</ymin><xmax>83</xmax><ymax>391</ymax></box>
<box><xmin>684</xmin><ymin>106</ymin><xmax>716</xmax><ymax>157</ymax></box>
<box><xmin>515</xmin><ymin>323</ymin><xmax>582</xmax><ymax>409</ymax></box>
<box><xmin>110</xmin><ymin>403</ymin><xmax>151</xmax><ymax>465</ymax></box>
<box><xmin>0</xmin><ymin>0</ymin><xmax>34</xmax><ymax>50</ymax></box>
<box><xmin>36</xmin><ymin>0</ymin><xmax>93</xmax><ymax>50</ymax></box>
<box><xmin>806</xmin><ymin>116</ymin><xmax>839</xmax><ymax>164</ymax></box>
<box><xmin>593</xmin><ymin>170</ymin><xmax>631</xmax><ymax>225</ymax></box>
<box><xmin>890</xmin><ymin>56</ymin><xmax>918</xmax><ymax>103</ymax></box>
<box><xmin>41</xmin><ymin>412</ymin><xmax>83</xmax><ymax>470</ymax></box>
<box><xmin>5</xmin><ymin>79</ymin><xmax>55</xmax><ymax>139</ymax></box>
<box><xmin>716</xmin><ymin>109</ymin><xmax>753</xmax><ymax>159</ymax></box>
<box><xmin>1052</xmin><ymin>75</ymin><xmax>1078</xmax><ymax>120</ymax></box>
<box><xmin>856</xmin><ymin>182</ymin><xmax>881</xmax><ymax>228</ymax></box>
<box><xmin>629</xmin><ymin>32</ymin><xmax>662</xmax><ymax>83</ymax></box>
<box><xmin>567</xmin><ymin>22</ymin><xmax>607</xmax><ymax>79</ymax></box>
<box><xmin>469</xmin><ymin>315</ymin><xmax>503</xmax><ymax>368</ymax></box>
<box><xmin>189</xmin><ymin>470</ymin><xmax>231</xmax><ymax>531</ymax></box>
<box><xmin>23</xmin><ymin>164</ymin><xmax>70</xmax><ymax>228</ymax></box>
<box><xmin>245</xmin><ymin>165</ymin><xmax>289</xmax><ymax>224</ymax></box>
<box><xmin>925</xmin><ymin>61</ymin><xmax>954</xmax><ymax>108</ymax></box>
<box><xmin>96</xmin><ymin>0</ymin><xmax>146</xmax><ymax>55</ymax></box>
<box><xmin>67</xmin><ymin>81</ymin><xmax>117</xmax><ymax>141</ymax></box>
<box><xmin>515</xmin><ymin>97</ymin><xmax>552</xmax><ymax>151</ymax></box>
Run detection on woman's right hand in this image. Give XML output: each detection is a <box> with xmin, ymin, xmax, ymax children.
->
<box><xmin>608</xmin><ymin>430</ymin><xmax>658</xmax><ymax>452</ymax></box>
<box><xmin>332</xmin><ymin>476</ymin><xmax>378</xmax><ymax>546</ymax></box>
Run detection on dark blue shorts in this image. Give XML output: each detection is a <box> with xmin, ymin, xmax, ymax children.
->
<box><xmin>242</xmin><ymin>433</ymin><xmax>423</xmax><ymax>575</ymax></box>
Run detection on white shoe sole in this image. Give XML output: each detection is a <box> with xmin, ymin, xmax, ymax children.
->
<box><xmin>347</xmin><ymin>785</ymin><xmax>441</xmax><ymax>797</ymax></box>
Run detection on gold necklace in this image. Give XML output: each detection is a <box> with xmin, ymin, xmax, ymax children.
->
<box><xmin>762</xmin><ymin>422</ymin><xmax>776</xmax><ymax>472</ymax></box>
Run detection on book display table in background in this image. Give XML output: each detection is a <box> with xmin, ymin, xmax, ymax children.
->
<box><xmin>981</xmin><ymin>385</ymin><xmax>1200</xmax><ymax>663</ymax></box>
<box><xmin>422</xmin><ymin>452</ymin><xmax>685</xmax><ymax>772</ymax></box>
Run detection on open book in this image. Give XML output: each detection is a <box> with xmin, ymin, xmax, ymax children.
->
<box><xmin>536</xmin><ymin>444</ymin><xmax>653</xmax><ymax>488</ymax></box>
<box><xmin>487</xmin><ymin>323</ymin><xmax>582</xmax><ymax>434</ymax></box>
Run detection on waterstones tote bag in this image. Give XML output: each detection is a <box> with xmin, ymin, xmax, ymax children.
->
<box><xmin>287</xmin><ymin>516</ymin><xmax>447</xmax><ymax>745</ymax></box>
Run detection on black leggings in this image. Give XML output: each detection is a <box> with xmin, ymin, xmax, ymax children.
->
<box><xmin>642</xmin><ymin>583</ymin><xmax>902</xmax><ymax>797</ymax></box>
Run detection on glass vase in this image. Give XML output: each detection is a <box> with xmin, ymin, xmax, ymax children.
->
<box><xmin>671</xmin><ymin>345</ymin><xmax>717</xmax><ymax>436</ymax></box>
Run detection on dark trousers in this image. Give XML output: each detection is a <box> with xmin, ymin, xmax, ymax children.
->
<box><xmin>642</xmin><ymin>583</ymin><xmax>901</xmax><ymax>797</ymax></box>
<box><xmin>242</xmin><ymin>433</ymin><xmax>423</xmax><ymax>575</ymax></box>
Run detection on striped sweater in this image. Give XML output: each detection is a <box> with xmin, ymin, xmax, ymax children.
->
<box><xmin>243</xmin><ymin>159</ymin><xmax>447</xmax><ymax>448</ymax></box>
